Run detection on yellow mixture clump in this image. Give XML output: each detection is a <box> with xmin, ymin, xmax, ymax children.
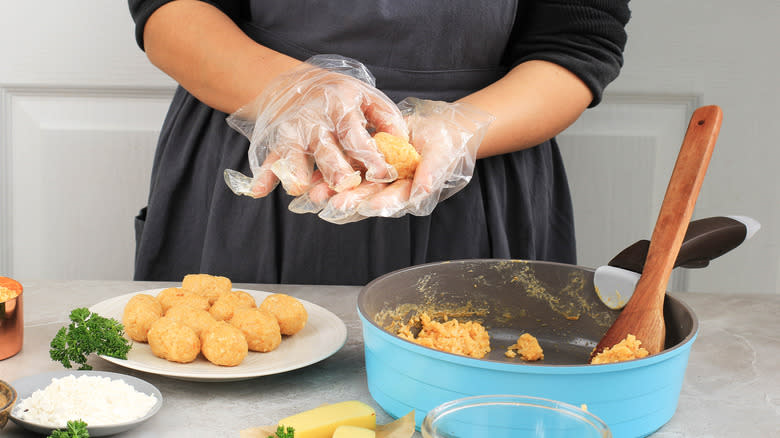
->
<box><xmin>373</xmin><ymin>132</ymin><xmax>421</xmax><ymax>180</ymax></box>
<box><xmin>591</xmin><ymin>334</ymin><xmax>649</xmax><ymax>364</ymax></box>
<box><xmin>505</xmin><ymin>333</ymin><xmax>544</xmax><ymax>361</ymax></box>
<box><xmin>397</xmin><ymin>312</ymin><xmax>491</xmax><ymax>359</ymax></box>
<box><xmin>0</xmin><ymin>286</ymin><xmax>20</xmax><ymax>302</ymax></box>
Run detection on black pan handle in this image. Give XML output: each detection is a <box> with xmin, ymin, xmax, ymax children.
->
<box><xmin>608</xmin><ymin>216</ymin><xmax>758</xmax><ymax>273</ymax></box>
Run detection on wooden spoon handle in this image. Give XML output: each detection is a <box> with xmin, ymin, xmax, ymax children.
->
<box><xmin>638</xmin><ymin>105</ymin><xmax>722</xmax><ymax>309</ymax></box>
<box><xmin>592</xmin><ymin>105</ymin><xmax>722</xmax><ymax>359</ymax></box>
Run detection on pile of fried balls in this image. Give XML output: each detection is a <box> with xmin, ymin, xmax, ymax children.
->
<box><xmin>122</xmin><ymin>274</ymin><xmax>307</xmax><ymax>366</ymax></box>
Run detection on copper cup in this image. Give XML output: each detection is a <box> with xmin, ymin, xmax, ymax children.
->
<box><xmin>0</xmin><ymin>277</ymin><xmax>23</xmax><ymax>360</ymax></box>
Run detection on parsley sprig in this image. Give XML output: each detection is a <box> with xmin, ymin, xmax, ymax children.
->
<box><xmin>49</xmin><ymin>420</ymin><xmax>90</xmax><ymax>438</ymax></box>
<box><xmin>49</xmin><ymin>308</ymin><xmax>132</xmax><ymax>370</ymax></box>
<box><xmin>269</xmin><ymin>425</ymin><xmax>295</xmax><ymax>438</ymax></box>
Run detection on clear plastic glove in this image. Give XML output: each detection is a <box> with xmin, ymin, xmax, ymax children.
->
<box><xmin>224</xmin><ymin>55</ymin><xmax>408</xmax><ymax>198</ymax></box>
<box><xmin>290</xmin><ymin>97</ymin><xmax>494</xmax><ymax>224</ymax></box>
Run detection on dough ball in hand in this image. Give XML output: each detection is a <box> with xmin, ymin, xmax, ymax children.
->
<box><xmin>373</xmin><ymin>132</ymin><xmax>421</xmax><ymax>180</ymax></box>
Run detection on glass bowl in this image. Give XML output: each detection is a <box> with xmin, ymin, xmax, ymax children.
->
<box><xmin>421</xmin><ymin>395</ymin><xmax>611</xmax><ymax>438</ymax></box>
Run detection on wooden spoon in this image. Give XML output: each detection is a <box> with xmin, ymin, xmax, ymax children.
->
<box><xmin>590</xmin><ymin>105</ymin><xmax>723</xmax><ymax>362</ymax></box>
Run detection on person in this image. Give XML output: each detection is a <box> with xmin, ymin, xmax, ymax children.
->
<box><xmin>128</xmin><ymin>0</ymin><xmax>631</xmax><ymax>285</ymax></box>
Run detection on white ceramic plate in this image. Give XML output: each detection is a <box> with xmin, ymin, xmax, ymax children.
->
<box><xmin>89</xmin><ymin>289</ymin><xmax>348</xmax><ymax>382</ymax></box>
<box><xmin>10</xmin><ymin>370</ymin><xmax>162</xmax><ymax>437</ymax></box>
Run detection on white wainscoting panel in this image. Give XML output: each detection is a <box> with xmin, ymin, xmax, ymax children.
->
<box><xmin>2</xmin><ymin>88</ymin><xmax>174</xmax><ymax>279</ymax></box>
<box><xmin>558</xmin><ymin>94</ymin><xmax>699</xmax><ymax>292</ymax></box>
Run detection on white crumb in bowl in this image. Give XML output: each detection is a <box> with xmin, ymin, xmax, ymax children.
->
<box><xmin>13</xmin><ymin>374</ymin><xmax>158</xmax><ymax>428</ymax></box>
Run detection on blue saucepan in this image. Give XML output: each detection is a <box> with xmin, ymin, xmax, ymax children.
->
<box><xmin>357</xmin><ymin>259</ymin><xmax>697</xmax><ymax>438</ymax></box>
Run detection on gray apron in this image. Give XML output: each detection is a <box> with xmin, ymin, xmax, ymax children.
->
<box><xmin>134</xmin><ymin>0</ymin><xmax>576</xmax><ymax>284</ymax></box>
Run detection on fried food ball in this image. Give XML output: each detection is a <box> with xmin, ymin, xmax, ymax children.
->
<box><xmin>230</xmin><ymin>307</ymin><xmax>282</xmax><ymax>353</ymax></box>
<box><xmin>147</xmin><ymin>317</ymin><xmax>201</xmax><ymax>363</ymax></box>
<box><xmin>182</xmin><ymin>273</ymin><xmax>232</xmax><ymax>305</ymax></box>
<box><xmin>122</xmin><ymin>293</ymin><xmax>163</xmax><ymax>342</ymax></box>
<box><xmin>165</xmin><ymin>304</ymin><xmax>218</xmax><ymax>337</ymax></box>
<box><xmin>157</xmin><ymin>287</ymin><xmax>210</xmax><ymax>314</ymax></box>
<box><xmin>259</xmin><ymin>293</ymin><xmax>308</xmax><ymax>335</ymax></box>
<box><xmin>373</xmin><ymin>132</ymin><xmax>421</xmax><ymax>179</ymax></box>
<box><xmin>200</xmin><ymin>321</ymin><xmax>248</xmax><ymax>366</ymax></box>
<box><xmin>208</xmin><ymin>290</ymin><xmax>256</xmax><ymax>321</ymax></box>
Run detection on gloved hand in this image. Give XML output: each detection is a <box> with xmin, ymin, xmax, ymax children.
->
<box><xmin>289</xmin><ymin>97</ymin><xmax>495</xmax><ymax>224</ymax></box>
<box><xmin>224</xmin><ymin>55</ymin><xmax>408</xmax><ymax>198</ymax></box>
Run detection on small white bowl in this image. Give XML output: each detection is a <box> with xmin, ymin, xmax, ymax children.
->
<box><xmin>10</xmin><ymin>370</ymin><xmax>162</xmax><ymax>437</ymax></box>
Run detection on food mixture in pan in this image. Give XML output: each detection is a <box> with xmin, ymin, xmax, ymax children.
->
<box><xmin>591</xmin><ymin>334</ymin><xmax>649</xmax><ymax>364</ymax></box>
<box><xmin>505</xmin><ymin>333</ymin><xmax>544</xmax><ymax>361</ymax></box>
<box><xmin>396</xmin><ymin>312</ymin><xmax>491</xmax><ymax>359</ymax></box>
<box><xmin>122</xmin><ymin>273</ymin><xmax>308</xmax><ymax>366</ymax></box>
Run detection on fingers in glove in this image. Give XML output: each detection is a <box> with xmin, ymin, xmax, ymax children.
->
<box><xmin>288</xmin><ymin>171</ymin><xmax>335</xmax><ymax>214</ymax></box>
<box><xmin>312</xmin><ymin>128</ymin><xmax>362</xmax><ymax>192</ymax></box>
<box><xmin>408</xmin><ymin>131</ymin><xmax>457</xmax><ymax>202</ymax></box>
<box><xmin>318</xmin><ymin>182</ymin><xmax>385</xmax><ymax>224</ymax></box>
<box><xmin>357</xmin><ymin>178</ymin><xmax>412</xmax><ymax>217</ymax></box>
<box><xmin>362</xmin><ymin>92</ymin><xmax>409</xmax><ymax>141</ymax></box>
<box><xmin>337</xmin><ymin>110</ymin><xmax>397</xmax><ymax>183</ymax></box>
<box><xmin>250</xmin><ymin>149</ymin><xmax>283</xmax><ymax>198</ymax></box>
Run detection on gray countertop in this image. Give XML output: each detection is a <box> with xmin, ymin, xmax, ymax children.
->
<box><xmin>1</xmin><ymin>280</ymin><xmax>778</xmax><ymax>437</ymax></box>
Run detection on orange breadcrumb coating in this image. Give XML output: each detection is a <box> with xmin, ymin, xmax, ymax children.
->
<box><xmin>165</xmin><ymin>304</ymin><xmax>218</xmax><ymax>337</ymax></box>
<box><xmin>147</xmin><ymin>317</ymin><xmax>201</xmax><ymax>363</ymax></box>
<box><xmin>182</xmin><ymin>273</ymin><xmax>232</xmax><ymax>305</ymax></box>
<box><xmin>209</xmin><ymin>290</ymin><xmax>257</xmax><ymax>321</ymax></box>
<box><xmin>230</xmin><ymin>307</ymin><xmax>282</xmax><ymax>353</ymax></box>
<box><xmin>259</xmin><ymin>293</ymin><xmax>308</xmax><ymax>336</ymax></box>
<box><xmin>201</xmin><ymin>321</ymin><xmax>249</xmax><ymax>367</ymax></box>
<box><xmin>591</xmin><ymin>334</ymin><xmax>650</xmax><ymax>364</ymax></box>
<box><xmin>373</xmin><ymin>132</ymin><xmax>421</xmax><ymax>180</ymax></box>
<box><xmin>156</xmin><ymin>287</ymin><xmax>210</xmax><ymax>313</ymax></box>
<box><xmin>123</xmin><ymin>294</ymin><xmax>163</xmax><ymax>342</ymax></box>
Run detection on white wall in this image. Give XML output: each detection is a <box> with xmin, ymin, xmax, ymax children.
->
<box><xmin>0</xmin><ymin>4</ymin><xmax>175</xmax><ymax>280</ymax></box>
<box><xmin>559</xmin><ymin>1</ymin><xmax>779</xmax><ymax>294</ymax></box>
